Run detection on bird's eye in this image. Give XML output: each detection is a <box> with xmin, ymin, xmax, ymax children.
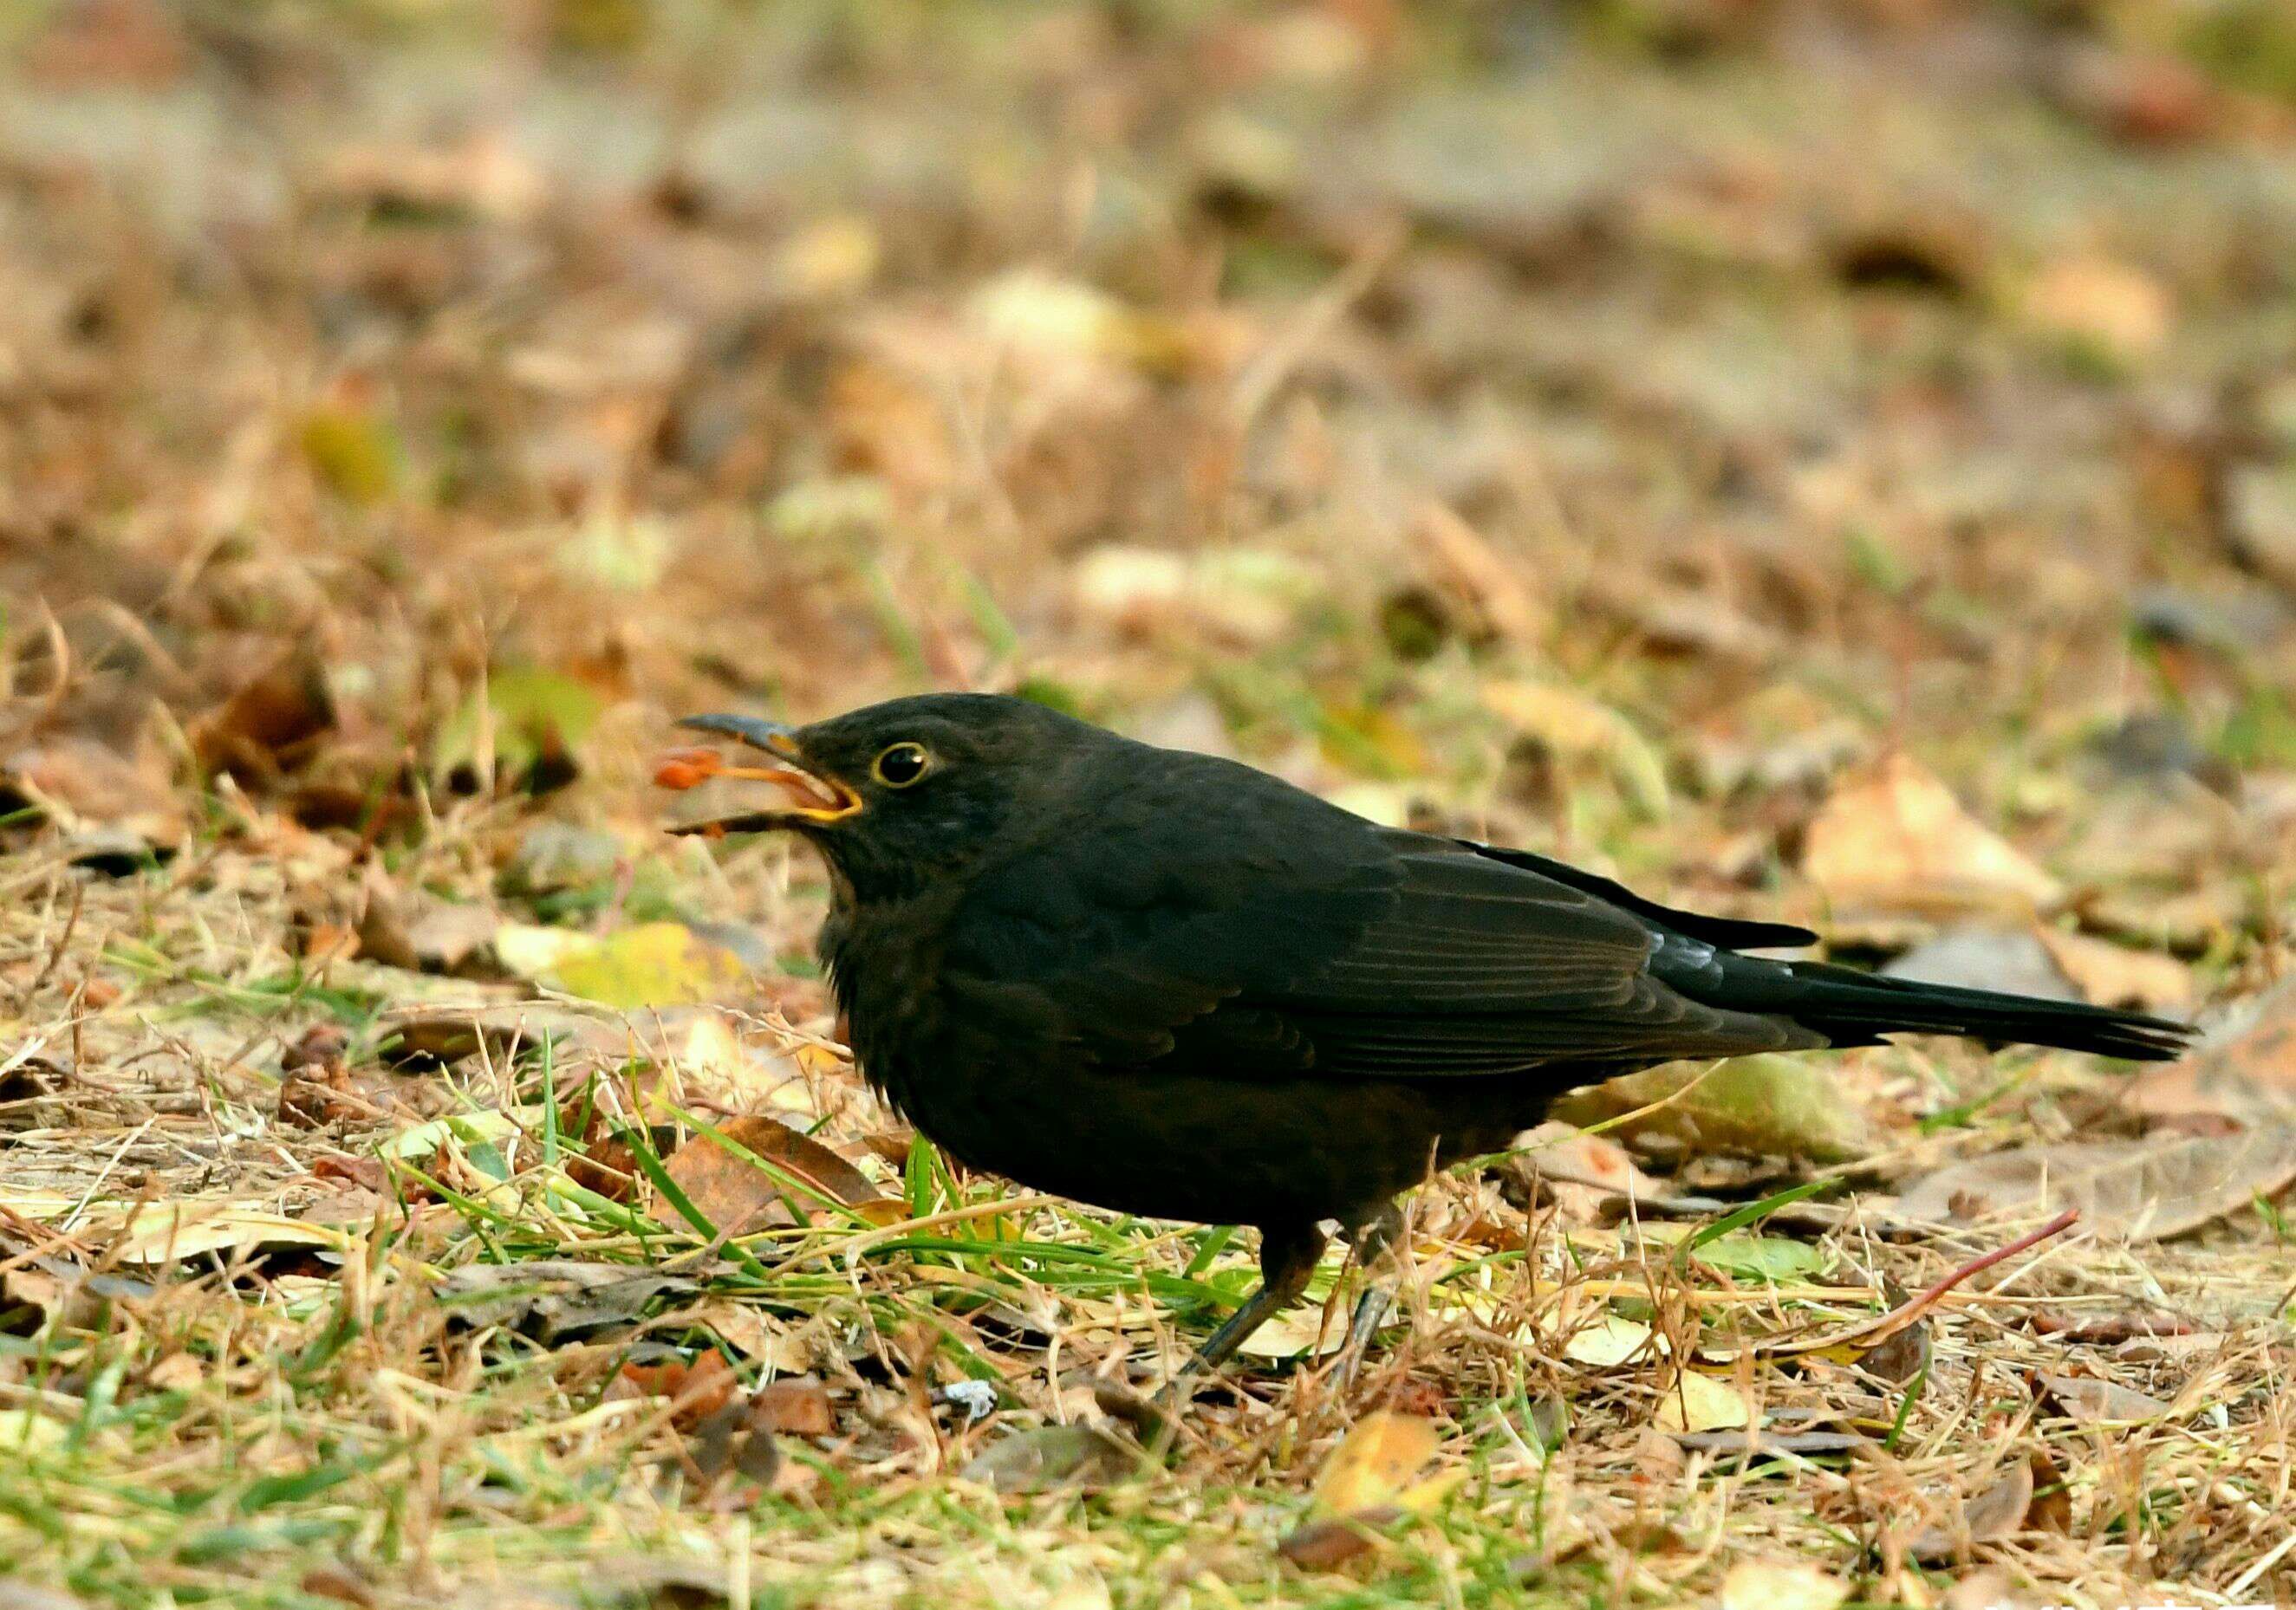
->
<box><xmin>871</xmin><ymin>742</ymin><xmax>931</xmax><ymax>788</ymax></box>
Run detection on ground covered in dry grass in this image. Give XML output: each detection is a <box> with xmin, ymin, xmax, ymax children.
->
<box><xmin>3</xmin><ymin>3</ymin><xmax>2294</xmax><ymax>1606</ymax></box>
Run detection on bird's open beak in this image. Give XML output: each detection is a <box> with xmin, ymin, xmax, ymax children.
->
<box><xmin>662</xmin><ymin>713</ymin><xmax>863</xmax><ymax>834</ymax></box>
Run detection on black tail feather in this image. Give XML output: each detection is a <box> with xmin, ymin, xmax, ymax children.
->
<box><xmin>1771</xmin><ymin>959</ymin><xmax>2193</xmax><ymax>1061</ymax></box>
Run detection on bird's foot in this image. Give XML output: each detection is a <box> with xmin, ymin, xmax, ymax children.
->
<box><xmin>1328</xmin><ymin>1280</ymin><xmax>1399</xmax><ymax>1398</ymax></box>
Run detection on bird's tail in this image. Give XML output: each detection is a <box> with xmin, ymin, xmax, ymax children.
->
<box><xmin>1734</xmin><ymin>958</ymin><xmax>2193</xmax><ymax>1061</ymax></box>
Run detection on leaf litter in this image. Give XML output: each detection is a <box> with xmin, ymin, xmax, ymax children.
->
<box><xmin>3</xmin><ymin>3</ymin><xmax>2295</xmax><ymax>1607</ymax></box>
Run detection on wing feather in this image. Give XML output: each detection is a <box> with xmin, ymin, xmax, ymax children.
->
<box><xmin>946</xmin><ymin>811</ymin><xmax>1809</xmax><ymax>1079</ymax></box>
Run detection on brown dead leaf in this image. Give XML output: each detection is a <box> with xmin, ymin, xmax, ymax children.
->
<box><xmin>959</xmin><ymin>1425</ymin><xmax>1139</xmax><ymax>1494</ymax></box>
<box><xmin>1</xmin><ymin>737</ymin><xmax>185</xmax><ymax>850</ymax></box>
<box><xmin>2033</xmin><ymin>929</ymin><xmax>2192</xmax><ymax>1013</ymax></box>
<box><xmin>2035</xmin><ymin>1373</ymin><xmax>2173</xmax><ymax>1425</ymax></box>
<box><xmin>687</xmin><ymin>1398</ymin><xmax>784</xmax><ymax>1489</ymax></box>
<box><xmin>2127</xmin><ymin>978</ymin><xmax>2296</xmax><ymax>1120</ymax></box>
<box><xmin>1275</xmin><ymin>1509</ymin><xmax>1400</xmax><ymax>1571</ymax></box>
<box><xmin>1802</xmin><ymin>755</ymin><xmax>2063</xmax><ymax>914</ymax></box>
<box><xmin>613</xmin><ymin>1350</ymin><xmax>737</xmax><ymax>1428</ymax></box>
<box><xmin>1512</xmin><ymin>1120</ymin><xmax>1662</xmax><ymax>1200</ymax></box>
<box><xmin>1411</xmin><ymin>503</ymin><xmax>1545</xmax><ymax>644</ymax></box>
<box><xmin>660</xmin><ymin>1113</ymin><xmax>896</xmax><ymax>1234</ymax></box>
<box><xmin>356</xmin><ymin>880</ymin><xmax>498</xmax><ymax>976</ymax></box>
<box><xmin>192</xmin><ymin>655</ymin><xmax>335</xmax><ymax>786</ymax></box>
<box><xmin>1894</xmin><ymin>1124</ymin><xmax>2296</xmax><ymax>1239</ymax></box>
<box><xmin>1907</xmin><ymin>1450</ymin><xmax>2067</xmax><ymax>1562</ymax></box>
<box><xmin>750</xmin><ymin>1375</ymin><xmax>834</xmax><ymax>1437</ymax></box>
<box><xmin>2029</xmin><ymin>1308</ymin><xmax>2192</xmax><ymax>1345</ymax></box>
<box><xmin>377</xmin><ymin>1001</ymin><xmax>639</xmax><ymax>1065</ymax></box>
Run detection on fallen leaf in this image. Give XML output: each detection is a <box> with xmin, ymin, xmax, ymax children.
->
<box><xmin>1672</xmin><ymin>1428</ymin><xmax>1866</xmax><ymax>1458</ymax></box>
<box><xmin>300</xmin><ymin>403</ymin><xmax>399</xmax><ymax>504</ymax></box>
<box><xmin>1310</xmin><ymin>1412</ymin><xmax>1441</xmax><ymax>1516</ymax></box>
<box><xmin>1512</xmin><ymin>1120</ymin><xmax>1664</xmax><ymax>1201</ymax></box>
<box><xmin>660</xmin><ymin>1113</ymin><xmax>896</xmax><ymax>1234</ymax></box>
<box><xmin>2036</xmin><ymin>1373</ymin><xmax>2172</xmax><ymax>1425</ymax></box>
<box><xmin>1552</xmin><ymin>1054</ymin><xmax>1873</xmax><ymax>1162</ymax></box>
<box><xmin>1</xmin><ymin>737</ymin><xmax>185</xmax><ymax>850</ymax></box>
<box><xmin>750</xmin><ymin>1375</ymin><xmax>835</xmax><ymax>1438</ymax></box>
<box><xmin>1636</xmin><ymin>1225</ymin><xmax>1826</xmax><ymax>1282</ymax></box>
<box><xmin>1719</xmin><ymin>1559</ymin><xmax>1850</xmax><ymax>1610</ymax></box>
<box><xmin>1278</xmin><ymin>1412</ymin><xmax>1453</xmax><ymax>1568</ymax></box>
<box><xmin>0</xmin><ymin>1410</ymin><xmax>68</xmax><ymax>1454</ymax></box>
<box><xmin>2029</xmin><ymin>1308</ymin><xmax>2192</xmax><ymax>1345</ymax></box>
<box><xmin>556</xmin><ymin>510</ymin><xmax>673</xmax><ymax>592</ymax></box>
<box><xmin>1908</xmin><ymin>1451</ymin><xmax>2068</xmax><ymax>1562</ymax></box>
<box><xmin>517</xmin><ymin>923</ymin><xmax>752</xmax><ymax>1009</ymax></box>
<box><xmin>1233</xmin><ymin>1305</ymin><xmax>1344</xmax><ymax>1360</ymax></box>
<box><xmin>94</xmin><ymin>1204</ymin><xmax>350</xmax><ymax>1266</ymax></box>
<box><xmin>770</xmin><ymin>214</ymin><xmax>881</xmax><ymax>300</ymax></box>
<box><xmin>959</xmin><ymin>1425</ymin><xmax>1138</xmax><ymax>1494</ymax></box>
<box><xmin>382</xmin><ymin>1109</ymin><xmax>527</xmax><ymax>1160</ymax></box>
<box><xmin>431</xmin><ymin>665</ymin><xmax>602</xmax><ymax>793</ymax></box>
<box><xmin>1857</xmin><ymin>1317</ymin><xmax>1932</xmax><ymax>1386</ymax></box>
<box><xmin>690</xmin><ymin>1302</ymin><xmax>812</xmax><ymax>1374</ymax></box>
<box><xmin>1802</xmin><ymin>755</ymin><xmax>2062</xmax><ymax>915</ymax></box>
<box><xmin>613</xmin><ymin>1351</ymin><xmax>737</xmax><ymax>1427</ymax></box>
<box><xmin>433</xmin><ymin>1260</ymin><xmax>695</xmax><ymax>1342</ymax></box>
<box><xmin>2016</xmin><ymin>256</ymin><xmax>2172</xmax><ymax>363</ymax></box>
<box><xmin>1882</xmin><ymin>927</ymin><xmax>2079</xmax><ymax>1003</ymax></box>
<box><xmin>192</xmin><ymin>654</ymin><xmax>335</xmax><ymax>785</ymax></box>
<box><xmin>357</xmin><ymin>883</ymin><xmax>498</xmax><ymax>975</ymax></box>
<box><xmin>487</xmin><ymin>921</ymin><xmax>600</xmax><ymax>982</ymax></box>
<box><xmin>2128</xmin><ymin>979</ymin><xmax>2296</xmax><ymax>1120</ymax></box>
<box><xmin>1070</xmin><ymin>544</ymin><xmax>1322</xmax><ymax>648</ymax></box>
<box><xmin>2033</xmin><ymin>930</ymin><xmax>2192</xmax><ymax>1012</ymax></box>
<box><xmin>1411</xmin><ymin>503</ymin><xmax>1545</xmax><ymax>644</ymax></box>
<box><xmin>1275</xmin><ymin>1509</ymin><xmax>1398</xmax><ymax>1571</ymax></box>
<box><xmin>1655</xmin><ymin>1370</ymin><xmax>1751</xmax><ymax>1433</ymax></box>
<box><xmin>1484</xmin><ymin>680</ymin><xmax>1668</xmax><ymax>817</ymax></box>
<box><xmin>687</xmin><ymin>1398</ymin><xmax>783</xmax><ymax>1488</ymax></box>
<box><xmin>1561</xmin><ymin>1315</ymin><xmax>1663</xmax><ymax>1368</ymax></box>
<box><xmin>1894</xmin><ymin>1125</ymin><xmax>2296</xmax><ymax>1240</ymax></box>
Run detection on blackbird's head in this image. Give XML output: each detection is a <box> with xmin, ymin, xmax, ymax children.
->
<box><xmin>667</xmin><ymin>693</ymin><xmax>1097</xmax><ymax>900</ymax></box>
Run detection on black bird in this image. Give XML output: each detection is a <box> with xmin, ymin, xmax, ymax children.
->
<box><xmin>668</xmin><ymin>693</ymin><xmax>2189</xmax><ymax>1377</ymax></box>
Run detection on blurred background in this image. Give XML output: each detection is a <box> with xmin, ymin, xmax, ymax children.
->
<box><xmin>3</xmin><ymin>0</ymin><xmax>2293</xmax><ymax>956</ymax></box>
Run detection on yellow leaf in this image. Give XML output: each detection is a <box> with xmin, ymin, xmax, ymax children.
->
<box><xmin>300</xmin><ymin>406</ymin><xmax>399</xmax><ymax>504</ymax></box>
<box><xmin>1802</xmin><ymin>754</ymin><xmax>2062</xmax><ymax>913</ymax></box>
<box><xmin>771</xmin><ymin>216</ymin><xmax>881</xmax><ymax>300</ymax></box>
<box><xmin>1720</xmin><ymin>1559</ymin><xmax>1850</xmax><ymax>1610</ymax></box>
<box><xmin>1561</xmin><ymin>1314</ymin><xmax>1664</xmax><ymax>1367</ymax></box>
<box><xmin>1311</xmin><ymin>1412</ymin><xmax>1441</xmax><ymax>1517</ymax></box>
<box><xmin>100</xmin><ymin>1204</ymin><xmax>350</xmax><ymax>1265</ymax></box>
<box><xmin>539</xmin><ymin>923</ymin><xmax>752</xmax><ymax>1009</ymax></box>
<box><xmin>1483</xmin><ymin>680</ymin><xmax>1668</xmax><ymax>817</ymax></box>
<box><xmin>1234</xmin><ymin>1306</ymin><xmax>1343</xmax><ymax>1360</ymax></box>
<box><xmin>0</xmin><ymin>1410</ymin><xmax>68</xmax><ymax>1453</ymax></box>
<box><xmin>1654</xmin><ymin>1370</ymin><xmax>1750</xmax><ymax>1432</ymax></box>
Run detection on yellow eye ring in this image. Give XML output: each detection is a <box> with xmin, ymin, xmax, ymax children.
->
<box><xmin>871</xmin><ymin>742</ymin><xmax>931</xmax><ymax>788</ymax></box>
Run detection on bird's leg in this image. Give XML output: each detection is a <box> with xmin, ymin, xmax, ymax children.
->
<box><xmin>1173</xmin><ymin>1221</ymin><xmax>1328</xmax><ymax>1386</ymax></box>
<box><xmin>1331</xmin><ymin>1199</ymin><xmax>1407</xmax><ymax>1394</ymax></box>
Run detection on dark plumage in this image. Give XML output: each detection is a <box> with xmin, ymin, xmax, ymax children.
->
<box><xmin>668</xmin><ymin>693</ymin><xmax>2190</xmax><ymax>1374</ymax></box>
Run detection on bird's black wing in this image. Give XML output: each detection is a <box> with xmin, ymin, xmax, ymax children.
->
<box><xmin>941</xmin><ymin>755</ymin><xmax>1812</xmax><ymax>1078</ymax></box>
<box><xmin>1459</xmin><ymin>841</ymin><xmax>1818</xmax><ymax>951</ymax></box>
